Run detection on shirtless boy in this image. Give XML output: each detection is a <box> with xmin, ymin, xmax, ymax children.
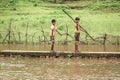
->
<box><xmin>74</xmin><ymin>17</ymin><xmax>81</xmax><ymax>52</ymax></box>
<box><xmin>50</xmin><ymin>19</ymin><xmax>61</xmax><ymax>51</ymax></box>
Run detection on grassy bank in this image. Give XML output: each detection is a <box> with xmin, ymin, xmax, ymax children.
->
<box><xmin>0</xmin><ymin>0</ymin><xmax>120</xmax><ymax>42</ymax></box>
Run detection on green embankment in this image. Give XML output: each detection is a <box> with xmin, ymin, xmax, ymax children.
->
<box><xmin>0</xmin><ymin>0</ymin><xmax>120</xmax><ymax>42</ymax></box>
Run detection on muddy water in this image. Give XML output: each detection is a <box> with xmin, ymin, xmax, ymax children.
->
<box><xmin>0</xmin><ymin>44</ymin><xmax>120</xmax><ymax>80</ymax></box>
<box><xmin>0</xmin><ymin>57</ymin><xmax>120</xmax><ymax>80</ymax></box>
<box><xmin>0</xmin><ymin>44</ymin><xmax>120</xmax><ymax>52</ymax></box>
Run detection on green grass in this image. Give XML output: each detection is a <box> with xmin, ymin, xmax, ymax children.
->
<box><xmin>0</xmin><ymin>0</ymin><xmax>120</xmax><ymax>42</ymax></box>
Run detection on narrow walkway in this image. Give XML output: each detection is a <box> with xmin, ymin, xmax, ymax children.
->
<box><xmin>0</xmin><ymin>50</ymin><xmax>120</xmax><ymax>58</ymax></box>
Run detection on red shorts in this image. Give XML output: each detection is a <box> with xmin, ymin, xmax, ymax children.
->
<box><xmin>75</xmin><ymin>33</ymin><xmax>80</xmax><ymax>41</ymax></box>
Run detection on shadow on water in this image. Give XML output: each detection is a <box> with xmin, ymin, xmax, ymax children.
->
<box><xmin>0</xmin><ymin>44</ymin><xmax>120</xmax><ymax>52</ymax></box>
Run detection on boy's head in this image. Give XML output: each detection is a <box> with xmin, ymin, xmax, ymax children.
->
<box><xmin>51</xmin><ymin>19</ymin><xmax>56</xmax><ymax>25</ymax></box>
<box><xmin>75</xmin><ymin>17</ymin><xmax>80</xmax><ymax>24</ymax></box>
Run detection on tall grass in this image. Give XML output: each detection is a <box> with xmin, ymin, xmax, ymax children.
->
<box><xmin>0</xmin><ymin>0</ymin><xmax>120</xmax><ymax>41</ymax></box>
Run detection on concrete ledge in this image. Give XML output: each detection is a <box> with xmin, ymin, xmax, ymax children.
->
<box><xmin>0</xmin><ymin>50</ymin><xmax>120</xmax><ymax>58</ymax></box>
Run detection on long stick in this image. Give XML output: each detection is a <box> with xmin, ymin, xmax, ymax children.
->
<box><xmin>62</xmin><ymin>9</ymin><xmax>95</xmax><ymax>41</ymax></box>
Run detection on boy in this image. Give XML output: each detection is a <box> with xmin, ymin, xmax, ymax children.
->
<box><xmin>74</xmin><ymin>17</ymin><xmax>81</xmax><ymax>52</ymax></box>
<box><xmin>50</xmin><ymin>19</ymin><xmax>61</xmax><ymax>51</ymax></box>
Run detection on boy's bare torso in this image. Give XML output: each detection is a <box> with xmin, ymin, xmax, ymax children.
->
<box><xmin>50</xmin><ymin>25</ymin><xmax>57</xmax><ymax>36</ymax></box>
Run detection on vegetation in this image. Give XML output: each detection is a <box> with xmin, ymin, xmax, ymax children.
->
<box><xmin>0</xmin><ymin>0</ymin><xmax>120</xmax><ymax>43</ymax></box>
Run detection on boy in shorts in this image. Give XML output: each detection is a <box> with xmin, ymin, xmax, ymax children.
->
<box><xmin>74</xmin><ymin>17</ymin><xmax>81</xmax><ymax>52</ymax></box>
<box><xmin>50</xmin><ymin>19</ymin><xmax>61</xmax><ymax>51</ymax></box>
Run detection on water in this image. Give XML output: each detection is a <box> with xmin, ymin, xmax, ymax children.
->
<box><xmin>0</xmin><ymin>57</ymin><xmax>120</xmax><ymax>80</ymax></box>
<box><xmin>0</xmin><ymin>44</ymin><xmax>120</xmax><ymax>80</ymax></box>
<box><xmin>0</xmin><ymin>44</ymin><xmax>120</xmax><ymax>52</ymax></box>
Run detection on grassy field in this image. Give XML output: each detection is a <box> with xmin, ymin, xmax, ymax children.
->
<box><xmin>0</xmin><ymin>0</ymin><xmax>120</xmax><ymax>42</ymax></box>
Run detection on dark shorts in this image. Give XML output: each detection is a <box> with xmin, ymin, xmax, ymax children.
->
<box><xmin>75</xmin><ymin>33</ymin><xmax>80</xmax><ymax>41</ymax></box>
<box><xmin>50</xmin><ymin>36</ymin><xmax>55</xmax><ymax>42</ymax></box>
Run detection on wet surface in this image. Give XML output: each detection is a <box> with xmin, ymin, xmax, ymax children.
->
<box><xmin>0</xmin><ymin>44</ymin><xmax>120</xmax><ymax>80</ymax></box>
<box><xmin>0</xmin><ymin>57</ymin><xmax>120</xmax><ymax>80</ymax></box>
<box><xmin>0</xmin><ymin>44</ymin><xmax>120</xmax><ymax>52</ymax></box>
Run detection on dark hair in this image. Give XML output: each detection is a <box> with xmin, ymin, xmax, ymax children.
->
<box><xmin>51</xmin><ymin>19</ymin><xmax>56</xmax><ymax>23</ymax></box>
<box><xmin>75</xmin><ymin>17</ymin><xmax>80</xmax><ymax>20</ymax></box>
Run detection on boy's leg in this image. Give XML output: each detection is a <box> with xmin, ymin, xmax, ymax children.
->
<box><xmin>50</xmin><ymin>36</ymin><xmax>55</xmax><ymax>51</ymax></box>
<box><xmin>75</xmin><ymin>33</ymin><xmax>80</xmax><ymax>52</ymax></box>
<box><xmin>51</xmin><ymin>42</ymin><xmax>54</xmax><ymax>51</ymax></box>
<box><xmin>75</xmin><ymin>41</ymin><xmax>79</xmax><ymax>51</ymax></box>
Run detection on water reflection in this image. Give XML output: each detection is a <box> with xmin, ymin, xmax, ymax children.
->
<box><xmin>0</xmin><ymin>57</ymin><xmax>120</xmax><ymax>80</ymax></box>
